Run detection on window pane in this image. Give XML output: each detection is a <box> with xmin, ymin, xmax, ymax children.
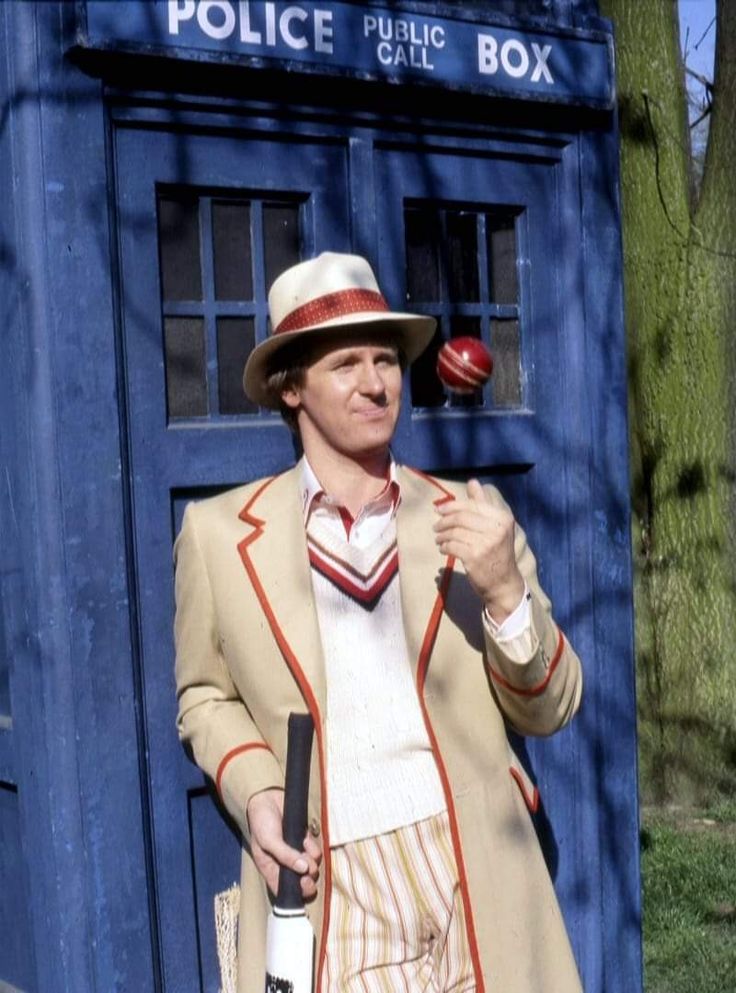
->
<box><xmin>164</xmin><ymin>317</ymin><xmax>208</xmax><ymax>418</ymax></box>
<box><xmin>488</xmin><ymin>216</ymin><xmax>518</xmax><ymax>304</ymax></box>
<box><xmin>410</xmin><ymin>327</ymin><xmax>446</xmax><ymax>408</ymax></box>
<box><xmin>405</xmin><ymin>208</ymin><xmax>441</xmax><ymax>303</ymax></box>
<box><xmin>405</xmin><ymin>203</ymin><xmax>522</xmax><ymax>409</ymax></box>
<box><xmin>158</xmin><ymin>196</ymin><xmax>202</xmax><ymax>301</ymax></box>
<box><xmin>490</xmin><ymin>319</ymin><xmax>522</xmax><ymax>406</ymax></box>
<box><xmin>217</xmin><ymin>318</ymin><xmax>257</xmax><ymax>415</ymax></box>
<box><xmin>212</xmin><ymin>201</ymin><xmax>253</xmax><ymax>301</ymax></box>
<box><xmin>447</xmin><ymin>212</ymin><xmax>479</xmax><ymax>302</ymax></box>
<box><xmin>449</xmin><ymin>315</ymin><xmax>481</xmax><ymax>340</ymax></box>
<box><xmin>263</xmin><ymin>203</ymin><xmax>301</xmax><ymax>290</ymax></box>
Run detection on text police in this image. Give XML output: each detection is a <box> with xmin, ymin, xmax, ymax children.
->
<box><xmin>168</xmin><ymin>1</ymin><xmax>335</xmax><ymax>53</ymax></box>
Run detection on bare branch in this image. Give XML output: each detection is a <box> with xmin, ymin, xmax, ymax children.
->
<box><xmin>641</xmin><ymin>90</ymin><xmax>689</xmax><ymax>243</ymax></box>
<box><xmin>690</xmin><ymin>104</ymin><xmax>712</xmax><ymax>131</ymax></box>
<box><xmin>694</xmin><ymin>16</ymin><xmax>716</xmax><ymax>52</ymax></box>
<box><xmin>685</xmin><ymin>66</ymin><xmax>713</xmax><ymax>92</ymax></box>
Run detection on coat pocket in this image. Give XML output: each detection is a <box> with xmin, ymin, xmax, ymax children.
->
<box><xmin>508</xmin><ymin>751</ymin><xmax>540</xmax><ymax>814</ymax></box>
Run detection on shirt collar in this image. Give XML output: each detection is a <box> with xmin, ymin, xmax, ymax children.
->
<box><xmin>299</xmin><ymin>455</ymin><xmax>401</xmax><ymax>525</ymax></box>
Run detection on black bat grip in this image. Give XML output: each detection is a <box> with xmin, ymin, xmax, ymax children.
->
<box><xmin>276</xmin><ymin>712</ymin><xmax>315</xmax><ymax>910</ymax></box>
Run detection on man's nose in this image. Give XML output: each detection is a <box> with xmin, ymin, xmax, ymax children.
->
<box><xmin>358</xmin><ymin>361</ymin><xmax>386</xmax><ymax>395</ymax></box>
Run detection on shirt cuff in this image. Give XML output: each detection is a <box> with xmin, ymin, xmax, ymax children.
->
<box><xmin>483</xmin><ymin>585</ymin><xmax>534</xmax><ymax>663</ymax></box>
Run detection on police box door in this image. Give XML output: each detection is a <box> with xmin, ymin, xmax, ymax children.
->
<box><xmin>115</xmin><ymin>112</ymin><xmax>596</xmax><ymax>991</ymax></box>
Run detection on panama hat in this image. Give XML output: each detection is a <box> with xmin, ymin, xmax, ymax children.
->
<box><xmin>242</xmin><ymin>252</ymin><xmax>436</xmax><ymax>407</ymax></box>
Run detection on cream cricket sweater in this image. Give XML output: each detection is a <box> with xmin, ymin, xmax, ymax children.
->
<box><xmin>300</xmin><ymin>457</ymin><xmax>531</xmax><ymax>846</ymax></box>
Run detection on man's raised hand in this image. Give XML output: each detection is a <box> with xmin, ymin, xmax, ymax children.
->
<box><xmin>433</xmin><ymin>478</ymin><xmax>525</xmax><ymax>623</ymax></box>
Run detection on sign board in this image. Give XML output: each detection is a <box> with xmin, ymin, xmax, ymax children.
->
<box><xmin>78</xmin><ymin>1</ymin><xmax>614</xmax><ymax>108</ymax></box>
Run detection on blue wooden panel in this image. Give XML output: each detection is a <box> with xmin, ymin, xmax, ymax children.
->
<box><xmin>188</xmin><ymin>789</ymin><xmax>242</xmax><ymax>993</ymax></box>
<box><xmin>0</xmin><ymin>597</ymin><xmax>9</xmax><ymax>719</ymax></box>
<box><xmin>0</xmin><ymin>782</ymin><xmax>35</xmax><ymax>992</ymax></box>
<box><xmin>0</xmin><ymin>3</ymin><xmax>161</xmax><ymax>990</ymax></box>
<box><xmin>578</xmin><ymin>125</ymin><xmax>642</xmax><ymax>993</ymax></box>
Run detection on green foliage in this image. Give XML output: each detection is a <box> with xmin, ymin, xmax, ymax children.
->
<box><xmin>704</xmin><ymin>797</ymin><xmax>736</xmax><ymax>823</ymax></box>
<box><xmin>641</xmin><ymin>813</ymin><xmax>736</xmax><ymax>993</ymax></box>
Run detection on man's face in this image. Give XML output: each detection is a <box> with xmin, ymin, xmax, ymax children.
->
<box><xmin>281</xmin><ymin>337</ymin><xmax>403</xmax><ymax>463</ymax></box>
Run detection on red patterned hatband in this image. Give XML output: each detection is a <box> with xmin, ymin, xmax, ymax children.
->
<box><xmin>275</xmin><ymin>288</ymin><xmax>390</xmax><ymax>335</ymax></box>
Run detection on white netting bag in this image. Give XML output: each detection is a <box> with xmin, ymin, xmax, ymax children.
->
<box><xmin>214</xmin><ymin>883</ymin><xmax>241</xmax><ymax>993</ymax></box>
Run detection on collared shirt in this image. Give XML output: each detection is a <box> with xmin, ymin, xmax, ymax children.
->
<box><xmin>301</xmin><ymin>455</ymin><xmax>400</xmax><ymax>548</ymax></box>
<box><xmin>299</xmin><ymin>456</ymin><xmax>532</xmax><ymax>647</ymax></box>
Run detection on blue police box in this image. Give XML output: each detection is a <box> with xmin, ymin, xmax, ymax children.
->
<box><xmin>0</xmin><ymin>2</ymin><xmax>639</xmax><ymax>992</ymax></box>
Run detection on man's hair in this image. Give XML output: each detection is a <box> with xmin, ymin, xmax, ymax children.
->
<box><xmin>265</xmin><ymin>347</ymin><xmax>308</xmax><ymax>432</ymax></box>
<box><xmin>263</xmin><ymin>330</ymin><xmax>408</xmax><ymax>433</ymax></box>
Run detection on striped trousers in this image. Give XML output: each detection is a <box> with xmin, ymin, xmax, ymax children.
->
<box><xmin>322</xmin><ymin>810</ymin><xmax>476</xmax><ymax>993</ymax></box>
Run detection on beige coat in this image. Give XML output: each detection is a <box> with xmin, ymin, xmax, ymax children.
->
<box><xmin>174</xmin><ymin>464</ymin><xmax>584</xmax><ymax>993</ymax></box>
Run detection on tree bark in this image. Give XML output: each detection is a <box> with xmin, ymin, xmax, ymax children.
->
<box><xmin>600</xmin><ymin>0</ymin><xmax>736</xmax><ymax>802</ymax></box>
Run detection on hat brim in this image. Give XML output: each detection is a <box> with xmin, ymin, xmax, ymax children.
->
<box><xmin>242</xmin><ymin>311</ymin><xmax>437</xmax><ymax>408</ymax></box>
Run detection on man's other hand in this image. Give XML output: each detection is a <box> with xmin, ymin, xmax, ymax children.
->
<box><xmin>246</xmin><ymin>787</ymin><xmax>322</xmax><ymax>899</ymax></box>
<box><xmin>433</xmin><ymin>478</ymin><xmax>525</xmax><ymax>623</ymax></box>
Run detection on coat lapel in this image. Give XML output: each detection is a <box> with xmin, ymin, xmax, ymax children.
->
<box><xmin>237</xmin><ymin>466</ymin><xmax>327</xmax><ymax>713</ymax></box>
<box><xmin>237</xmin><ymin>463</ymin><xmax>456</xmax><ymax>706</ymax></box>
<box><xmin>396</xmin><ymin>466</ymin><xmax>457</xmax><ymax>678</ymax></box>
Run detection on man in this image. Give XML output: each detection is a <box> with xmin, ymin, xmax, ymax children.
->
<box><xmin>174</xmin><ymin>252</ymin><xmax>583</xmax><ymax>993</ymax></box>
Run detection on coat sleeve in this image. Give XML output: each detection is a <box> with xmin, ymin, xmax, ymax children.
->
<box><xmin>482</xmin><ymin>492</ymin><xmax>583</xmax><ymax>737</ymax></box>
<box><xmin>173</xmin><ymin>502</ymin><xmax>284</xmax><ymax>841</ymax></box>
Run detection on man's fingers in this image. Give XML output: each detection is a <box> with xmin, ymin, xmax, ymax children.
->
<box><xmin>435</xmin><ymin>501</ymin><xmax>514</xmax><ymax>540</ymax></box>
<box><xmin>250</xmin><ymin>846</ymin><xmax>281</xmax><ymax>896</ymax></box>
<box><xmin>303</xmin><ymin>833</ymin><xmax>323</xmax><ymax>865</ymax></box>
<box><xmin>467</xmin><ymin>478</ymin><xmax>486</xmax><ymax>502</ymax></box>
<box><xmin>436</xmin><ymin>499</ymin><xmax>495</xmax><ymax>524</ymax></box>
<box><xmin>250</xmin><ymin>816</ymin><xmax>313</xmax><ymax>874</ymax></box>
<box><xmin>259</xmin><ymin>834</ymin><xmax>311</xmax><ymax>873</ymax></box>
<box><xmin>435</xmin><ymin>511</ymin><xmax>484</xmax><ymax>535</ymax></box>
<box><xmin>436</xmin><ymin>538</ymin><xmax>476</xmax><ymax>563</ymax></box>
<box><xmin>247</xmin><ymin>788</ymin><xmax>320</xmax><ymax>898</ymax></box>
<box><xmin>300</xmin><ymin>875</ymin><xmax>318</xmax><ymax>899</ymax></box>
<box><xmin>434</xmin><ymin>512</ymin><xmax>507</xmax><ymax>541</ymax></box>
<box><xmin>435</xmin><ymin>525</ymin><xmax>474</xmax><ymax>547</ymax></box>
<box><xmin>252</xmin><ymin>839</ymin><xmax>319</xmax><ymax>898</ymax></box>
<box><xmin>258</xmin><ymin>857</ymin><xmax>319</xmax><ymax>900</ymax></box>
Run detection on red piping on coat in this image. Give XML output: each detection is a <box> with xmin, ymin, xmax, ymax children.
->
<box><xmin>509</xmin><ymin>767</ymin><xmax>540</xmax><ymax>814</ymax></box>
<box><xmin>237</xmin><ymin>476</ymin><xmax>333</xmax><ymax>993</ymax></box>
<box><xmin>407</xmin><ymin>468</ymin><xmax>486</xmax><ymax>993</ymax></box>
<box><xmin>216</xmin><ymin>742</ymin><xmax>271</xmax><ymax>799</ymax></box>
<box><xmin>405</xmin><ymin>465</ymin><xmax>456</xmax><ymax>497</ymax></box>
<box><xmin>489</xmin><ymin>627</ymin><xmax>566</xmax><ymax>697</ymax></box>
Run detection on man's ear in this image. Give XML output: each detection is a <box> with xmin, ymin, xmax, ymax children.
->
<box><xmin>281</xmin><ymin>384</ymin><xmax>301</xmax><ymax>410</ymax></box>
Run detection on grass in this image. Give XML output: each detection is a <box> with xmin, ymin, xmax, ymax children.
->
<box><xmin>641</xmin><ymin>804</ymin><xmax>736</xmax><ymax>993</ymax></box>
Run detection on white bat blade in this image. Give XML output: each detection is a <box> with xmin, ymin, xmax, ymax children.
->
<box><xmin>265</xmin><ymin>911</ymin><xmax>314</xmax><ymax>993</ymax></box>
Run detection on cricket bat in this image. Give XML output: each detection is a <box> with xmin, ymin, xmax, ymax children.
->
<box><xmin>264</xmin><ymin>712</ymin><xmax>316</xmax><ymax>993</ymax></box>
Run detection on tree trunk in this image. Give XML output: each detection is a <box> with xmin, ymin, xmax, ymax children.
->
<box><xmin>600</xmin><ymin>0</ymin><xmax>736</xmax><ymax>802</ymax></box>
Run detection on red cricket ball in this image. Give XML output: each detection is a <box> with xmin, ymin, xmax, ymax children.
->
<box><xmin>436</xmin><ymin>337</ymin><xmax>493</xmax><ymax>394</ymax></box>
